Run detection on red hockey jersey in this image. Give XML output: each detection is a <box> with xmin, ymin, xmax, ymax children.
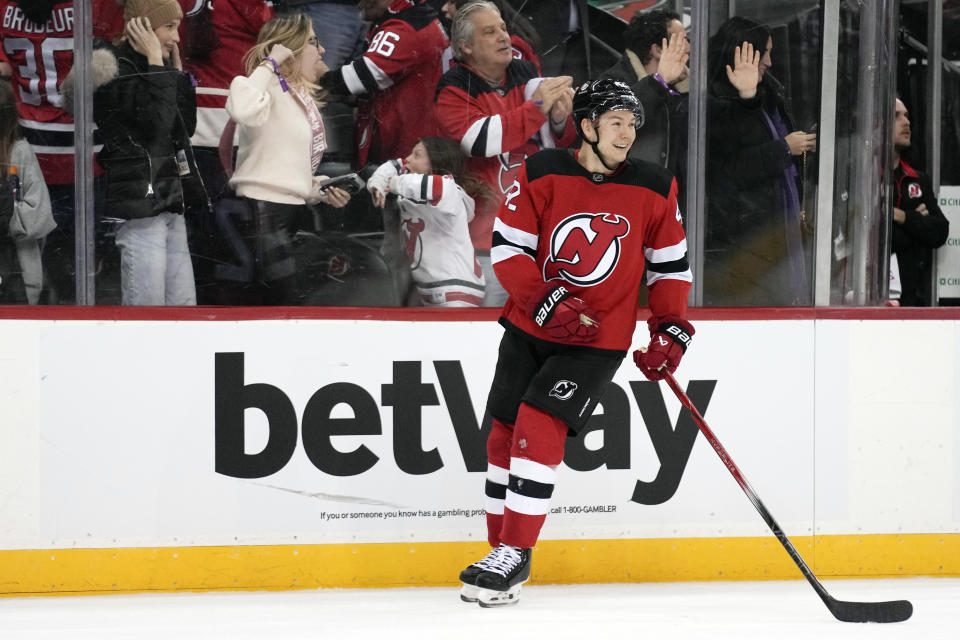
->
<box><xmin>0</xmin><ymin>0</ymin><xmax>182</xmax><ymax>184</ymax></box>
<box><xmin>2</xmin><ymin>0</ymin><xmax>81</xmax><ymax>184</ymax></box>
<box><xmin>329</xmin><ymin>0</ymin><xmax>447</xmax><ymax>166</ymax></box>
<box><xmin>492</xmin><ymin>149</ymin><xmax>693</xmax><ymax>352</ymax></box>
<box><xmin>435</xmin><ymin>59</ymin><xmax>576</xmax><ymax>252</ymax></box>
<box><xmin>181</xmin><ymin>0</ymin><xmax>273</xmax><ymax>147</ymax></box>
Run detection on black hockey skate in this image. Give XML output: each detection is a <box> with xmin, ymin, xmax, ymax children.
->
<box><xmin>458</xmin><ymin>559</ymin><xmax>487</xmax><ymax>603</ymax></box>
<box><xmin>473</xmin><ymin>544</ymin><xmax>531</xmax><ymax>607</ymax></box>
<box><xmin>459</xmin><ymin>545</ymin><xmax>508</xmax><ymax>602</ymax></box>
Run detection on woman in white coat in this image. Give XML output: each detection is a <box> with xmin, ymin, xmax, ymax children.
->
<box><xmin>226</xmin><ymin>14</ymin><xmax>349</xmax><ymax>304</ymax></box>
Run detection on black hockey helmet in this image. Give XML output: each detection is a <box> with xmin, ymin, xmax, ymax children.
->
<box><xmin>572</xmin><ymin>79</ymin><xmax>645</xmax><ymax>139</ymax></box>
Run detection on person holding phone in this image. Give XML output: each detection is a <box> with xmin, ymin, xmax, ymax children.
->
<box><xmin>226</xmin><ymin>13</ymin><xmax>350</xmax><ymax>304</ymax></box>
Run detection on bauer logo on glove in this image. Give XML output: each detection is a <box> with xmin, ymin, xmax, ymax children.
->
<box><xmin>530</xmin><ymin>283</ymin><xmax>599</xmax><ymax>343</ymax></box>
<box><xmin>633</xmin><ymin>317</ymin><xmax>695</xmax><ymax>381</ymax></box>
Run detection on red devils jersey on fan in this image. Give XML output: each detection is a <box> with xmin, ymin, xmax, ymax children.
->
<box><xmin>182</xmin><ymin>0</ymin><xmax>273</xmax><ymax>147</ymax></box>
<box><xmin>435</xmin><ymin>59</ymin><xmax>577</xmax><ymax>252</ymax></box>
<box><xmin>328</xmin><ymin>0</ymin><xmax>447</xmax><ymax>166</ymax></box>
<box><xmin>0</xmin><ymin>0</ymin><xmax>181</xmax><ymax>184</ymax></box>
<box><xmin>492</xmin><ymin>149</ymin><xmax>693</xmax><ymax>351</ymax></box>
<box><xmin>2</xmin><ymin>0</ymin><xmax>79</xmax><ymax>184</ymax></box>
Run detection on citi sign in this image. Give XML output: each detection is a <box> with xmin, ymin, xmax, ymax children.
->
<box><xmin>214</xmin><ymin>352</ymin><xmax>716</xmax><ymax>505</ymax></box>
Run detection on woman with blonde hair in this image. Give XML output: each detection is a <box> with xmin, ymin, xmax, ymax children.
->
<box><xmin>226</xmin><ymin>13</ymin><xmax>350</xmax><ymax>304</ymax></box>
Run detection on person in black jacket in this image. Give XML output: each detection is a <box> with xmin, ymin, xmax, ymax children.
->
<box><xmin>92</xmin><ymin>0</ymin><xmax>202</xmax><ymax>305</ymax></box>
<box><xmin>599</xmin><ymin>9</ymin><xmax>689</xmax><ymax>200</ymax></box>
<box><xmin>704</xmin><ymin>17</ymin><xmax>817</xmax><ymax>306</ymax></box>
<box><xmin>892</xmin><ymin>98</ymin><xmax>949</xmax><ymax>306</ymax></box>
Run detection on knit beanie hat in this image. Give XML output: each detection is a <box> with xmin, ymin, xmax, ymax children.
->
<box><xmin>121</xmin><ymin>0</ymin><xmax>183</xmax><ymax>27</ymax></box>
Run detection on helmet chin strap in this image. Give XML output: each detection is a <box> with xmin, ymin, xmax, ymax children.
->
<box><xmin>588</xmin><ymin>124</ymin><xmax>621</xmax><ymax>172</ymax></box>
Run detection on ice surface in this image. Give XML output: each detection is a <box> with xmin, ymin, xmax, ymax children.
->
<box><xmin>1</xmin><ymin>578</ymin><xmax>956</xmax><ymax>640</ymax></box>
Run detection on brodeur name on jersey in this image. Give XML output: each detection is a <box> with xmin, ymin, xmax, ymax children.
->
<box><xmin>492</xmin><ymin>148</ymin><xmax>693</xmax><ymax>352</ymax></box>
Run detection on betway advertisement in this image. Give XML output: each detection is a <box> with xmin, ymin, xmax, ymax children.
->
<box><xmin>1</xmin><ymin>317</ymin><xmax>956</xmax><ymax>550</ymax></box>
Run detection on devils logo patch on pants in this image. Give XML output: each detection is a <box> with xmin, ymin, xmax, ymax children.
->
<box><xmin>548</xmin><ymin>379</ymin><xmax>578</xmax><ymax>400</ymax></box>
<box><xmin>486</xmin><ymin>330</ymin><xmax>624</xmax><ymax>433</ymax></box>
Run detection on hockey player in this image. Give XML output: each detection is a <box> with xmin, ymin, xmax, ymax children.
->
<box><xmin>459</xmin><ymin>79</ymin><xmax>695</xmax><ymax>607</ymax></box>
<box><xmin>319</xmin><ymin>0</ymin><xmax>448</xmax><ymax>167</ymax></box>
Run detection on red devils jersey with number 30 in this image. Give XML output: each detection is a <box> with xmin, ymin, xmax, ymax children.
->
<box><xmin>2</xmin><ymin>0</ymin><xmax>81</xmax><ymax>184</ymax></box>
<box><xmin>0</xmin><ymin>0</ymin><xmax>178</xmax><ymax>184</ymax></box>
<box><xmin>492</xmin><ymin>149</ymin><xmax>693</xmax><ymax>351</ymax></box>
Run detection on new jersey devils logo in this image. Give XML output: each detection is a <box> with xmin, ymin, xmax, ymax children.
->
<box><xmin>402</xmin><ymin>218</ymin><xmax>426</xmax><ymax>268</ymax></box>
<box><xmin>908</xmin><ymin>182</ymin><xmax>922</xmax><ymax>199</ymax></box>
<box><xmin>549</xmin><ymin>380</ymin><xmax>578</xmax><ymax>400</ymax></box>
<box><xmin>497</xmin><ymin>151</ymin><xmax>525</xmax><ymax>193</ymax></box>
<box><xmin>543</xmin><ymin>213</ymin><xmax>630</xmax><ymax>286</ymax></box>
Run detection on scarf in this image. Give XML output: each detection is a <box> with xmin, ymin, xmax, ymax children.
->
<box><xmin>290</xmin><ymin>85</ymin><xmax>326</xmax><ymax>173</ymax></box>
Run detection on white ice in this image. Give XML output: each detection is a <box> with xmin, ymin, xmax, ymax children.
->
<box><xmin>1</xmin><ymin>578</ymin><xmax>956</xmax><ymax>639</ymax></box>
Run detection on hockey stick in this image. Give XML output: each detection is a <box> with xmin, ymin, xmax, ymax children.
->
<box><xmin>662</xmin><ymin>372</ymin><xmax>913</xmax><ymax>623</ymax></box>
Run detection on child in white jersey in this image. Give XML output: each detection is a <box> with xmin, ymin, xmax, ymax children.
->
<box><xmin>367</xmin><ymin>137</ymin><xmax>488</xmax><ymax>307</ymax></box>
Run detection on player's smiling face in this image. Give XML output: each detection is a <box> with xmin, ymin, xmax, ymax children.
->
<box><xmin>594</xmin><ymin>111</ymin><xmax>636</xmax><ymax>163</ymax></box>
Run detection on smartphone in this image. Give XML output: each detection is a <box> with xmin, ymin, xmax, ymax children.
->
<box><xmin>317</xmin><ymin>173</ymin><xmax>365</xmax><ymax>195</ymax></box>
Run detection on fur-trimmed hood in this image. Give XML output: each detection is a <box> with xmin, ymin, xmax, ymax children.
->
<box><xmin>60</xmin><ymin>47</ymin><xmax>120</xmax><ymax>115</ymax></box>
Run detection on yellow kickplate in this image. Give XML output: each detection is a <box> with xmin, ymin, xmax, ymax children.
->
<box><xmin>1</xmin><ymin>534</ymin><xmax>956</xmax><ymax>596</ymax></box>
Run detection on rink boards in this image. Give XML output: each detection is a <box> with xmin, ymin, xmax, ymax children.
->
<box><xmin>0</xmin><ymin>309</ymin><xmax>958</xmax><ymax>594</ymax></box>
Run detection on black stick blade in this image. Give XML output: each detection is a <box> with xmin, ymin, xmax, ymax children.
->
<box><xmin>827</xmin><ymin>597</ymin><xmax>913</xmax><ymax>623</ymax></box>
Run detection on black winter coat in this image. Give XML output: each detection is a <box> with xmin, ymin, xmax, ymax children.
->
<box><xmin>704</xmin><ymin>74</ymin><xmax>811</xmax><ymax>305</ymax></box>
<box><xmin>92</xmin><ymin>42</ymin><xmax>201</xmax><ymax>220</ymax></box>
<box><xmin>892</xmin><ymin>159</ymin><xmax>949</xmax><ymax>306</ymax></box>
<box><xmin>706</xmin><ymin>74</ymin><xmax>800</xmax><ymax>245</ymax></box>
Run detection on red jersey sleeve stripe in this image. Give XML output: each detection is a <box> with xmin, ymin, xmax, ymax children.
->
<box><xmin>429</xmin><ymin>175</ymin><xmax>444</xmax><ymax>205</ymax></box>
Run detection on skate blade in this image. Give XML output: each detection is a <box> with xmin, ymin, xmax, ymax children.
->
<box><xmin>459</xmin><ymin>583</ymin><xmax>480</xmax><ymax>603</ymax></box>
<box><xmin>477</xmin><ymin>583</ymin><xmax>523</xmax><ymax>608</ymax></box>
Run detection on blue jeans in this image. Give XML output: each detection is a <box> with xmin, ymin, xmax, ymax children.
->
<box><xmin>279</xmin><ymin>3</ymin><xmax>366</xmax><ymax>69</ymax></box>
<box><xmin>115</xmin><ymin>212</ymin><xmax>197</xmax><ymax>306</ymax></box>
